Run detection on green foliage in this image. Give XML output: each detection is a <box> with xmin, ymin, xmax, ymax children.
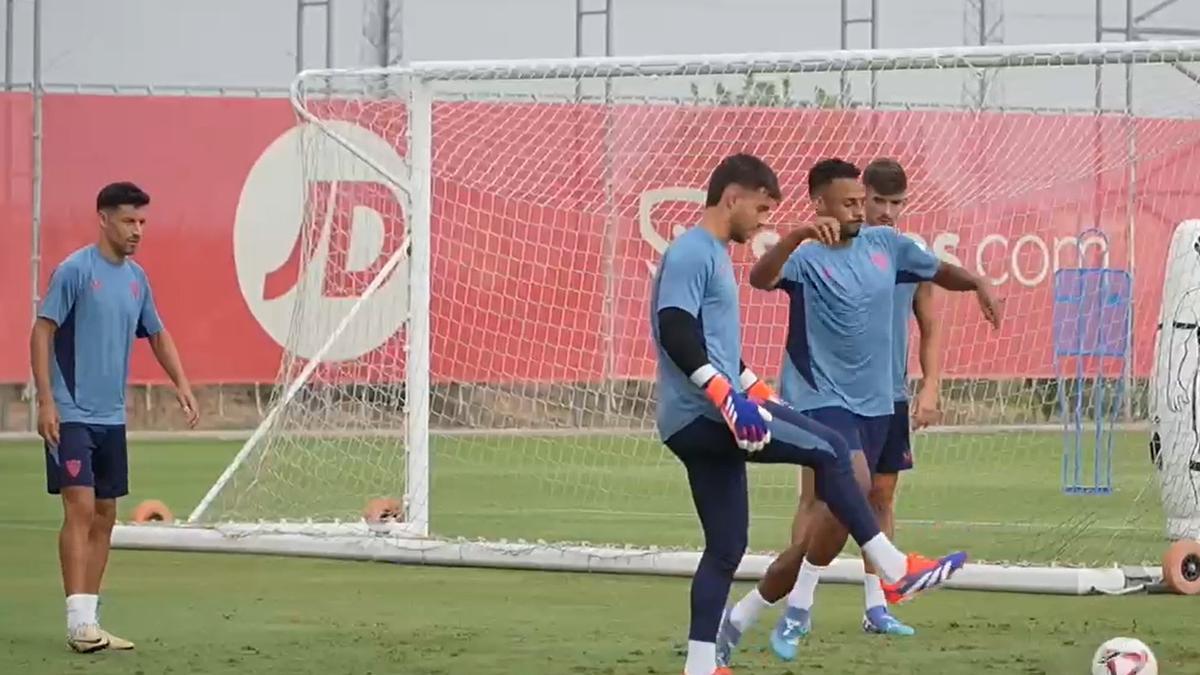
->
<box><xmin>689</xmin><ymin>75</ymin><xmax>856</xmax><ymax>109</ymax></box>
<box><xmin>690</xmin><ymin>73</ymin><xmax>793</xmax><ymax>107</ymax></box>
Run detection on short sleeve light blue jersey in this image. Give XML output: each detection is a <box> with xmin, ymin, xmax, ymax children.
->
<box><xmin>651</xmin><ymin>227</ymin><xmax>743</xmax><ymax>441</ymax></box>
<box><xmin>775</xmin><ymin>226</ymin><xmax>939</xmax><ymax>417</ymax></box>
<box><xmin>38</xmin><ymin>245</ymin><xmax>164</xmax><ymax>425</ymax></box>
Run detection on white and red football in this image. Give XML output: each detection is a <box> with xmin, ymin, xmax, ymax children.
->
<box><xmin>1091</xmin><ymin>637</ymin><xmax>1158</xmax><ymax>675</ymax></box>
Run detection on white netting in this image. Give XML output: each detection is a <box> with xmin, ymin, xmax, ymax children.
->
<box><xmin>196</xmin><ymin>43</ymin><xmax>1200</xmax><ymax>569</ymax></box>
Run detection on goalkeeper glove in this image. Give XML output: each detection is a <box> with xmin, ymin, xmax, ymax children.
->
<box><xmin>739</xmin><ymin>367</ymin><xmax>780</xmax><ymax>404</ymax></box>
<box><xmin>703</xmin><ymin>374</ymin><xmax>772</xmax><ymax>453</ymax></box>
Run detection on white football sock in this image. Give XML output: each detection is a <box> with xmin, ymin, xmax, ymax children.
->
<box><xmin>729</xmin><ymin>587</ymin><xmax>773</xmax><ymax>631</ymax></box>
<box><xmin>863</xmin><ymin>573</ymin><xmax>887</xmax><ymax>610</ymax></box>
<box><xmin>66</xmin><ymin>594</ymin><xmax>98</xmax><ymax>632</ymax></box>
<box><xmin>684</xmin><ymin>640</ymin><xmax>717</xmax><ymax>675</ymax></box>
<box><xmin>861</xmin><ymin>534</ymin><xmax>907</xmax><ymax>583</ymax></box>
<box><xmin>787</xmin><ymin>559</ymin><xmax>824</xmax><ymax>610</ymax></box>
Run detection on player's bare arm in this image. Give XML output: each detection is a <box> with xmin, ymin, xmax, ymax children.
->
<box><xmin>30</xmin><ymin>317</ymin><xmax>61</xmax><ymax>446</ymax></box>
<box><xmin>748</xmin><ymin>217</ymin><xmax>840</xmax><ymax>290</ymax></box>
<box><xmin>147</xmin><ymin>329</ymin><xmax>199</xmax><ymax>428</ymax></box>
<box><xmin>911</xmin><ymin>282</ymin><xmax>943</xmax><ymax>429</ymax></box>
<box><xmin>931</xmin><ymin>262</ymin><xmax>1002</xmax><ymax>328</ymax></box>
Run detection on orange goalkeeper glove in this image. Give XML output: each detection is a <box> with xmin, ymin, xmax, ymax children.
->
<box><xmin>699</xmin><ymin>371</ymin><xmax>772</xmax><ymax>453</ymax></box>
<box><xmin>739</xmin><ymin>367</ymin><xmax>780</xmax><ymax>404</ymax></box>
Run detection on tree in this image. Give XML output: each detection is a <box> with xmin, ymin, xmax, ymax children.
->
<box><xmin>690</xmin><ymin>73</ymin><xmax>793</xmax><ymax>108</ymax></box>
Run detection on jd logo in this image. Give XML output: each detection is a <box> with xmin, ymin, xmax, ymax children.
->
<box><xmin>233</xmin><ymin>121</ymin><xmax>410</xmax><ymax>362</ymax></box>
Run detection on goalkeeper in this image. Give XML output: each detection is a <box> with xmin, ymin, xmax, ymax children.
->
<box><xmin>652</xmin><ymin>153</ymin><xmax>968</xmax><ymax>675</ymax></box>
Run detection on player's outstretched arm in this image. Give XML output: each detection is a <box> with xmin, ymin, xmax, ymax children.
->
<box><xmin>886</xmin><ymin>227</ymin><xmax>1001</xmax><ymax>330</ymax></box>
<box><xmin>748</xmin><ymin>218</ymin><xmax>840</xmax><ymax>290</ymax></box>
<box><xmin>911</xmin><ymin>282</ymin><xmax>943</xmax><ymax>428</ymax></box>
<box><xmin>930</xmin><ymin>262</ymin><xmax>1002</xmax><ymax>329</ymax></box>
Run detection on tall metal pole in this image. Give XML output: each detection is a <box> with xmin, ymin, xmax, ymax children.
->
<box><xmin>1122</xmin><ymin>0</ymin><xmax>1137</xmax><ymax>422</ymax></box>
<box><xmin>28</xmin><ymin>0</ymin><xmax>43</xmax><ymax>431</ymax></box>
<box><xmin>979</xmin><ymin>1</ymin><xmax>988</xmax><ymax>106</ymax></box>
<box><xmin>573</xmin><ymin>0</ymin><xmax>617</xmax><ymax>424</ymax></box>
<box><xmin>1094</xmin><ymin>0</ymin><xmax>1104</xmax><ymax>110</ymax></box>
<box><xmin>574</xmin><ymin>0</ymin><xmax>612</xmax><ymax>58</ymax></box>
<box><xmin>869</xmin><ymin>0</ymin><xmax>878</xmax><ymax>106</ymax></box>
<box><xmin>295</xmin><ymin>0</ymin><xmax>305</xmax><ymax>72</ymax></box>
<box><xmin>4</xmin><ymin>0</ymin><xmax>14</xmax><ymax>90</ymax></box>
<box><xmin>324</xmin><ymin>0</ymin><xmax>334</xmax><ymax>70</ymax></box>
<box><xmin>604</xmin><ymin>0</ymin><xmax>614</xmax><ymax>59</ymax></box>
<box><xmin>840</xmin><ymin>0</ymin><xmax>877</xmax><ymax>107</ymax></box>
<box><xmin>296</xmin><ymin>0</ymin><xmax>334</xmax><ymax>72</ymax></box>
<box><xmin>574</xmin><ymin>0</ymin><xmax>584</xmax><ymax>57</ymax></box>
<box><xmin>839</xmin><ymin>0</ymin><xmax>849</xmax><ymax>104</ymax></box>
<box><xmin>366</xmin><ymin>0</ymin><xmax>401</xmax><ymax>66</ymax></box>
<box><xmin>963</xmin><ymin>0</ymin><xmax>1005</xmax><ymax>109</ymax></box>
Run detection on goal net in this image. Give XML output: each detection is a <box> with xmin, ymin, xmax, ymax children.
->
<box><xmin>116</xmin><ymin>41</ymin><xmax>1200</xmax><ymax>593</ymax></box>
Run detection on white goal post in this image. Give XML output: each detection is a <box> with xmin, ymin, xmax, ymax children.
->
<box><xmin>114</xmin><ymin>39</ymin><xmax>1200</xmax><ymax>595</ymax></box>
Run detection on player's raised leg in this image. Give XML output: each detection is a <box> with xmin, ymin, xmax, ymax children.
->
<box><xmin>762</xmin><ymin>407</ymin><xmax>918</xmax><ymax>659</ymax></box>
<box><xmin>716</xmin><ymin>398</ymin><xmax>960</xmax><ymax>666</ymax></box>
<box><xmin>763</xmin><ymin>402</ymin><xmax>955</xmax><ymax>588</ymax></box>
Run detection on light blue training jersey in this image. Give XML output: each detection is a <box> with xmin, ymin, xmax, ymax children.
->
<box><xmin>651</xmin><ymin>227</ymin><xmax>744</xmax><ymax>441</ymax></box>
<box><xmin>774</xmin><ymin>226</ymin><xmax>939</xmax><ymax>417</ymax></box>
<box><xmin>38</xmin><ymin>245</ymin><xmax>164</xmax><ymax>425</ymax></box>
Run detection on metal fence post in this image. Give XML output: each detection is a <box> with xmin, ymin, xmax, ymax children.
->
<box><xmin>27</xmin><ymin>0</ymin><xmax>43</xmax><ymax>432</ymax></box>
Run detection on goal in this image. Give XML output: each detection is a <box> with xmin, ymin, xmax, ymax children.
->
<box><xmin>114</xmin><ymin>40</ymin><xmax>1200</xmax><ymax>594</ymax></box>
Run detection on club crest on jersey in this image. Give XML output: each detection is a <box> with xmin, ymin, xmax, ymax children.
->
<box><xmin>130</xmin><ymin>281</ymin><xmax>141</xmax><ymax>299</ymax></box>
<box><xmin>870</xmin><ymin>252</ymin><xmax>890</xmax><ymax>271</ymax></box>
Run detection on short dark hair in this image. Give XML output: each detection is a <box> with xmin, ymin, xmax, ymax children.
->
<box><xmin>705</xmin><ymin>153</ymin><xmax>782</xmax><ymax>207</ymax></box>
<box><xmin>96</xmin><ymin>181</ymin><xmax>150</xmax><ymax>211</ymax></box>
<box><xmin>807</xmin><ymin>158</ymin><xmax>860</xmax><ymax>196</ymax></box>
<box><xmin>863</xmin><ymin>158</ymin><xmax>908</xmax><ymax>196</ymax></box>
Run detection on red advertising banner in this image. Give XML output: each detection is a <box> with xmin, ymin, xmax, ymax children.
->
<box><xmin>1</xmin><ymin>94</ymin><xmax>1197</xmax><ymax>385</ymax></box>
<box><xmin>0</xmin><ymin>93</ymin><xmax>33</xmax><ymax>384</ymax></box>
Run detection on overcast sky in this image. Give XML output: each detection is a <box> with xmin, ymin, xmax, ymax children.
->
<box><xmin>1</xmin><ymin>0</ymin><xmax>1196</xmax><ymax>90</ymax></box>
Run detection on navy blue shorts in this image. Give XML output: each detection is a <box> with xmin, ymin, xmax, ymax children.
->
<box><xmin>45</xmin><ymin>423</ymin><xmax>129</xmax><ymax>499</ymax></box>
<box><xmin>880</xmin><ymin>400</ymin><xmax>914</xmax><ymax>474</ymax></box>
<box><xmin>803</xmin><ymin>405</ymin><xmax>910</xmax><ymax>474</ymax></box>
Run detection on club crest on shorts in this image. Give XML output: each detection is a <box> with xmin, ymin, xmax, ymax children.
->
<box><xmin>65</xmin><ymin>459</ymin><xmax>82</xmax><ymax>478</ymax></box>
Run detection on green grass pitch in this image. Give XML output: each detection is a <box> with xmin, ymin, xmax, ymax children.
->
<box><xmin>1</xmin><ymin>434</ymin><xmax>1196</xmax><ymax>674</ymax></box>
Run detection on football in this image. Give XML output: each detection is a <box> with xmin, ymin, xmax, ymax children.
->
<box><xmin>1091</xmin><ymin>637</ymin><xmax>1158</xmax><ymax>675</ymax></box>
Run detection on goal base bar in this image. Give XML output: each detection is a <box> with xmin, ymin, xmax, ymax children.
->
<box><xmin>112</xmin><ymin>524</ymin><xmax>1152</xmax><ymax>596</ymax></box>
